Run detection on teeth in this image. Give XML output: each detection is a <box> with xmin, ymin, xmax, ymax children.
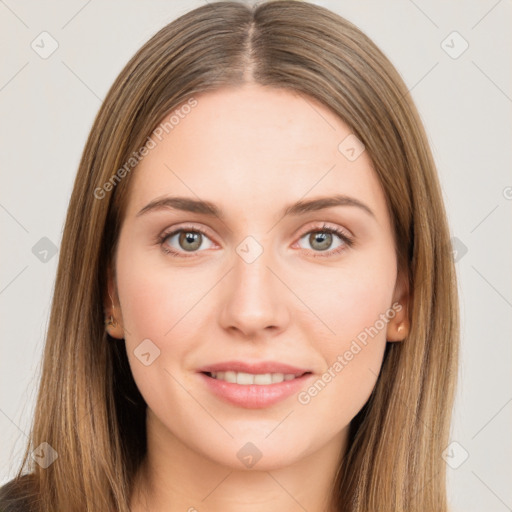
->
<box><xmin>224</xmin><ymin>371</ymin><xmax>236</xmax><ymax>383</ymax></box>
<box><xmin>209</xmin><ymin>371</ymin><xmax>299</xmax><ymax>385</ymax></box>
<box><xmin>271</xmin><ymin>373</ymin><xmax>284</xmax><ymax>383</ymax></box>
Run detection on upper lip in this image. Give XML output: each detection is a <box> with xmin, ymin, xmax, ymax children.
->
<box><xmin>197</xmin><ymin>360</ymin><xmax>312</xmax><ymax>376</ymax></box>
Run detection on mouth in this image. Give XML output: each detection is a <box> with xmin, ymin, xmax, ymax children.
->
<box><xmin>197</xmin><ymin>363</ymin><xmax>315</xmax><ymax>409</ymax></box>
<box><xmin>201</xmin><ymin>370</ymin><xmax>311</xmax><ymax>385</ymax></box>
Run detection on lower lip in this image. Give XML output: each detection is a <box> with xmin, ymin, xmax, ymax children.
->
<box><xmin>198</xmin><ymin>372</ymin><xmax>314</xmax><ymax>409</ymax></box>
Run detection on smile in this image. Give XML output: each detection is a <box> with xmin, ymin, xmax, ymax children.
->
<box><xmin>205</xmin><ymin>371</ymin><xmax>307</xmax><ymax>385</ymax></box>
<box><xmin>199</xmin><ymin>371</ymin><xmax>314</xmax><ymax>409</ymax></box>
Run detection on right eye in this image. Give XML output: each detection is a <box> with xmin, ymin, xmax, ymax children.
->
<box><xmin>158</xmin><ymin>226</ymin><xmax>216</xmax><ymax>257</ymax></box>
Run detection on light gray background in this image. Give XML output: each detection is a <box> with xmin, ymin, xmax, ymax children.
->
<box><xmin>1</xmin><ymin>1</ymin><xmax>511</xmax><ymax>510</ymax></box>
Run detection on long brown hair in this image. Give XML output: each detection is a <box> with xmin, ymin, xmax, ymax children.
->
<box><xmin>0</xmin><ymin>1</ymin><xmax>459</xmax><ymax>510</ymax></box>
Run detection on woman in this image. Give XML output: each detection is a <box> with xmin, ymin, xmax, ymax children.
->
<box><xmin>0</xmin><ymin>1</ymin><xmax>459</xmax><ymax>510</ymax></box>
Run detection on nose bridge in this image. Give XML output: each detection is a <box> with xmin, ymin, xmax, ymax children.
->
<box><xmin>232</xmin><ymin>236</ymin><xmax>278</xmax><ymax>309</ymax></box>
<box><xmin>219</xmin><ymin>234</ymin><xmax>289</xmax><ymax>336</ymax></box>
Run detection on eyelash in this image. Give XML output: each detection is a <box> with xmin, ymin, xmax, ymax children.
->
<box><xmin>156</xmin><ymin>223</ymin><xmax>354</xmax><ymax>259</ymax></box>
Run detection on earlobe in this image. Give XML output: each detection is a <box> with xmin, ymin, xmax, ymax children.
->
<box><xmin>104</xmin><ymin>268</ymin><xmax>125</xmax><ymax>340</ymax></box>
<box><xmin>386</xmin><ymin>271</ymin><xmax>410</xmax><ymax>342</ymax></box>
<box><xmin>387</xmin><ymin>319</ymin><xmax>409</xmax><ymax>342</ymax></box>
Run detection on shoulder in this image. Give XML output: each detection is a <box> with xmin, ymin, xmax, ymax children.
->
<box><xmin>0</xmin><ymin>475</ymin><xmax>36</xmax><ymax>512</ymax></box>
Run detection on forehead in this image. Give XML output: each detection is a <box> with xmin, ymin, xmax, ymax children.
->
<box><xmin>125</xmin><ymin>84</ymin><xmax>387</xmax><ymax>225</ymax></box>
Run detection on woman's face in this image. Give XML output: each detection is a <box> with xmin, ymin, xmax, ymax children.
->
<box><xmin>109</xmin><ymin>84</ymin><xmax>408</xmax><ymax>470</ymax></box>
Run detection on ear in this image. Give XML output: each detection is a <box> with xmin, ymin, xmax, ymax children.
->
<box><xmin>386</xmin><ymin>270</ymin><xmax>410</xmax><ymax>342</ymax></box>
<box><xmin>104</xmin><ymin>265</ymin><xmax>125</xmax><ymax>340</ymax></box>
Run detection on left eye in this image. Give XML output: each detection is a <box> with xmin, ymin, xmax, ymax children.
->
<box><xmin>297</xmin><ymin>227</ymin><xmax>349</xmax><ymax>254</ymax></box>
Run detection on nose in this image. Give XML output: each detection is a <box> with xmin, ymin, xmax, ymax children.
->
<box><xmin>218</xmin><ymin>246</ymin><xmax>290</xmax><ymax>340</ymax></box>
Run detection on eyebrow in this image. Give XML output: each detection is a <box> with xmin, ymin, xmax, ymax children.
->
<box><xmin>136</xmin><ymin>194</ymin><xmax>375</xmax><ymax>220</ymax></box>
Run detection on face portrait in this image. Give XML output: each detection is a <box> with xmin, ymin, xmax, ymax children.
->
<box><xmin>1</xmin><ymin>0</ymin><xmax>474</xmax><ymax>510</ymax></box>
<box><xmin>107</xmin><ymin>83</ymin><xmax>409</xmax><ymax>501</ymax></box>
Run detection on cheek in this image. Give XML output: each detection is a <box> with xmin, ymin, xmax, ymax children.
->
<box><xmin>116</xmin><ymin>245</ymin><xmax>194</xmax><ymax>340</ymax></box>
<box><xmin>293</xmin><ymin>251</ymin><xmax>395</xmax><ymax>417</ymax></box>
<box><xmin>114</xmin><ymin>246</ymin><xmax>197</xmax><ymax>384</ymax></box>
<box><xmin>114</xmin><ymin>244</ymin><xmax>224</xmax><ymax>385</ymax></box>
<box><xmin>299</xmin><ymin>341</ymin><xmax>386</xmax><ymax>437</ymax></box>
<box><xmin>296</xmin><ymin>277</ymin><xmax>392</xmax><ymax>428</ymax></box>
<box><xmin>296</xmin><ymin>251</ymin><xmax>396</xmax><ymax>347</ymax></box>
<box><xmin>115</xmin><ymin>249</ymin><xmax>199</xmax><ymax>415</ymax></box>
<box><xmin>331</xmin><ymin>276</ymin><xmax>394</xmax><ymax>345</ymax></box>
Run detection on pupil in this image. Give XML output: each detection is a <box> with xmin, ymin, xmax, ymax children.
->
<box><xmin>311</xmin><ymin>232</ymin><xmax>331</xmax><ymax>251</ymax></box>
<box><xmin>180</xmin><ymin>231</ymin><xmax>201</xmax><ymax>251</ymax></box>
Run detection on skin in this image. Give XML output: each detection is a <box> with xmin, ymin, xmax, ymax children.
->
<box><xmin>105</xmin><ymin>83</ymin><xmax>410</xmax><ymax>512</ymax></box>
